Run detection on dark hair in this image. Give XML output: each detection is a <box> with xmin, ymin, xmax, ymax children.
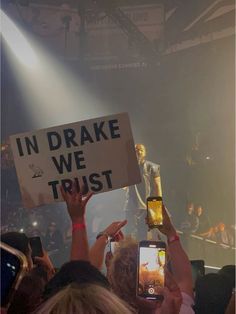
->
<box><xmin>194</xmin><ymin>273</ymin><xmax>233</xmax><ymax>314</ymax></box>
<box><xmin>31</xmin><ymin>265</ymin><xmax>49</xmax><ymax>284</ymax></box>
<box><xmin>8</xmin><ymin>273</ymin><xmax>45</xmax><ymax>314</ymax></box>
<box><xmin>218</xmin><ymin>265</ymin><xmax>235</xmax><ymax>288</ymax></box>
<box><xmin>44</xmin><ymin>260</ymin><xmax>110</xmax><ymax>300</ymax></box>
<box><xmin>0</xmin><ymin>232</ymin><xmax>30</xmax><ymax>256</ymax></box>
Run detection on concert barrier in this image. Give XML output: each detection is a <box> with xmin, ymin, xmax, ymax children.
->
<box><xmin>47</xmin><ymin>232</ymin><xmax>235</xmax><ymax>268</ymax></box>
<box><xmin>177</xmin><ymin>231</ymin><xmax>235</xmax><ymax>268</ymax></box>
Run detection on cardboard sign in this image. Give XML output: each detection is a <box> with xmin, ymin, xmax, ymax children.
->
<box><xmin>10</xmin><ymin>113</ymin><xmax>140</xmax><ymax>208</ymax></box>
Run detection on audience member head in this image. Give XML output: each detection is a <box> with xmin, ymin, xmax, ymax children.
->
<box><xmin>186</xmin><ymin>202</ymin><xmax>194</xmax><ymax>214</ymax></box>
<box><xmin>194</xmin><ymin>273</ymin><xmax>233</xmax><ymax>314</ymax></box>
<box><xmin>195</xmin><ymin>205</ymin><xmax>203</xmax><ymax>217</ymax></box>
<box><xmin>36</xmin><ymin>283</ymin><xmax>134</xmax><ymax>314</ymax></box>
<box><xmin>218</xmin><ymin>223</ymin><xmax>226</xmax><ymax>232</ymax></box>
<box><xmin>213</xmin><ymin>225</ymin><xmax>219</xmax><ymax>233</ymax></box>
<box><xmin>0</xmin><ymin>232</ymin><xmax>33</xmax><ymax>270</ymax></box>
<box><xmin>44</xmin><ymin>260</ymin><xmax>110</xmax><ymax>300</ymax></box>
<box><xmin>218</xmin><ymin>265</ymin><xmax>235</xmax><ymax>289</ymax></box>
<box><xmin>109</xmin><ymin>238</ymin><xmax>141</xmax><ymax>310</ymax></box>
<box><xmin>7</xmin><ymin>272</ymin><xmax>45</xmax><ymax>314</ymax></box>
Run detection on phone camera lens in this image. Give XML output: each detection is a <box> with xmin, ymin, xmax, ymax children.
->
<box><xmin>148</xmin><ymin>287</ymin><xmax>155</xmax><ymax>294</ymax></box>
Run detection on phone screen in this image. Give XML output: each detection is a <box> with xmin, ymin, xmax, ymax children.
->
<box><xmin>110</xmin><ymin>241</ymin><xmax>119</xmax><ymax>254</ymax></box>
<box><xmin>1</xmin><ymin>247</ymin><xmax>22</xmax><ymax>306</ymax></box>
<box><xmin>138</xmin><ymin>243</ymin><xmax>166</xmax><ymax>299</ymax></box>
<box><xmin>147</xmin><ymin>197</ymin><xmax>163</xmax><ymax>226</ymax></box>
<box><xmin>191</xmin><ymin>260</ymin><xmax>205</xmax><ymax>289</ymax></box>
<box><xmin>29</xmin><ymin>237</ymin><xmax>43</xmax><ymax>258</ymax></box>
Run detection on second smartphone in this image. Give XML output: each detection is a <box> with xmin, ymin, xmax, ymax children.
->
<box><xmin>137</xmin><ymin>240</ymin><xmax>166</xmax><ymax>300</ymax></box>
<box><xmin>29</xmin><ymin>236</ymin><xmax>44</xmax><ymax>258</ymax></box>
<box><xmin>1</xmin><ymin>242</ymin><xmax>28</xmax><ymax>308</ymax></box>
<box><xmin>146</xmin><ymin>196</ymin><xmax>163</xmax><ymax>228</ymax></box>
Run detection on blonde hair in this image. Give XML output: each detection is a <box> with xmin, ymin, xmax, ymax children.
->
<box><xmin>109</xmin><ymin>238</ymin><xmax>139</xmax><ymax>309</ymax></box>
<box><xmin>35</xmin><ymin>283</ymin><xmax>134</xmax><ymax>314</ymax></box>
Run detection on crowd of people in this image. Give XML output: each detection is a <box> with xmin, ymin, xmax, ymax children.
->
<box><xmin>1</xmin><ymin>186</ymin><xmax>235</xmax><ymax>314</ymax></box>
<box><xmin>1</xmin><ymin>212</ymin><xmax>65</xmax><ymax>250</ymax></box>
<box><xmin>1</xmin><ymin>143</ymin><xmax>235</xmax><ymax>313</ymax></box>
<box><xmin>180</xmin><ymin>202</ymin><xmax>234</xmax><ymax>246</ymax></box>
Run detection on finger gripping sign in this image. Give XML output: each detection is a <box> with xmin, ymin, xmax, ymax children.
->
<box><xmin>10</xmin><ymin>113</ymin><xmax>141</xmax><ymax>208</ymax></box>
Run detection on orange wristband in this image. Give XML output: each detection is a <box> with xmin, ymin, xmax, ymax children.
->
<box><xmin>72</xmin><ymin>223</ymin><xmax>86</xmax><ymax>232</ymax></box>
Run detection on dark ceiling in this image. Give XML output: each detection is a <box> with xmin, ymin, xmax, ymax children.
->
<box><xmin>3</xmin><ymin>0</ymin><xmax>235</xmax><ymax>46</ymax></box>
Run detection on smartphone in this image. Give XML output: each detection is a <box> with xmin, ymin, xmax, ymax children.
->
<box><xmin>137</xmin><ymin>240</ymin><xmax>166</xmax><ymax>300</ymax></box>
<box><xmin>110</xmin><ymin>240</ymin><xmax>119</xmax><ymax>254</ymax></box>
<box><xmin>1</xmin><ymin>242</ymin><xmax>28</xmax><ymax>308</ymax></box>
<box><xmin>29</xmin><ymin>236</ymin><xmax>43</xmax><ymax>258</ymax></box>
<box><xmin>147</xmin><ymin>196</ymin><xmax>163</xmax><ymax>227</ymax></box>
<box><xmin>191</xmin><ymin>260</ymin><xmax>205</xmax><ymax>289</ymax></box>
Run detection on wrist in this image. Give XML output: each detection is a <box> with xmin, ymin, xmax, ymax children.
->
<box><xmin>167</xmin><ymin>234</ymin><xmax>180</xmax><ymax>245</ymax></box>
<box><xmin>166</xmin><ymin>228</ymin><xmax>177</xmax><ymax>239</ymax></box>
<box><xmin>96</xmin><ymin>232</ymin><xmax>111</xmax><ymax>243</ymax></box>
<box><xmin>72</xmin><ymin>221</ymin><xmax>86</xmax><ymax>232</ymax></box>
<box><xmin>71</xmin><ymin>217</ymin><xmax>85</xmax><ymax>224</ymax></box>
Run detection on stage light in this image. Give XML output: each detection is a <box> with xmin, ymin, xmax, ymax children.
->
<box><xmin>9</xmin><ymin>47</ymin><xmax>111</xmax><ymax>128</ymax></box>
<box><xmin>1</xmin><ymin>8</ymin><xmax>111</xmax><ymax>129</ymax></box>
<box><xmin>19</xmin><ymin>228</ymin><xmax>24</xmax><ymax>232</ymax></box>
<box><xmin>0</xmin><ymin>9</ymin><xmax>38</xmax><ymax>68</ymax></box>
<box><xmin>32</xmin><ymin>221</ymin><xmax>38</xmax><ymax>227</ymax></box>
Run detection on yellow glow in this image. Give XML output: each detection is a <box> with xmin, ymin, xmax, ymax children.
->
<box><xmin>1</xmin><ymin>9</ymin><xmax>38</xmax><ymax>68</ymax></box>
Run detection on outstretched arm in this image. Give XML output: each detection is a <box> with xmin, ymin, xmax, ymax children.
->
<box><xmin>61</xmin><ymin>185</ymin><xmax>92</xmax><ymax>261</ymax></box>
<box><xmin>158</xmin><ymin>206</ymin><xmax>193</xmax><ymax>298</ymax></box>
<box><xmin>154</xmin><ymin>176</ymin><xmax>162</xmax><ymax>197</ymax></box>
<box><xmin>156</xmin><ymin>270</ymin><xmax>183</xmax><ymax>314</ymax></box>
<box><xmin>90</xmin><ymin>220</ymin><xmax>127</xmax><ymax>270</ymax></box>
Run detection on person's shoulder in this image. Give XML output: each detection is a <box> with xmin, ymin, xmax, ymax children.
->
<box><xmin>145</xmin><ymin>160</ymin><xmax>160</xmax><ymax>168</ymax></box>
<box><xmin>145</xmin><ymin>161</ymin><xmax>160</xmax><ymax>175</ymax></box>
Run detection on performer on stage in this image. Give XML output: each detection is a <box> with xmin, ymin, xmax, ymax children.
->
<box><xmin>124</xmin><ymin>143</ymin><xmax>162</xmax><ymax>240</ymax></box>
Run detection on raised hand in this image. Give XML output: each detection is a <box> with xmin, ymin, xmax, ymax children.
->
<box><xmin>103</xmin><ymin>220</ymin><xmax>127</xmax><ymax>239</ymax></box>
<box><xmin>34</xmin><ymin>249</ymin><xmax>55</xmax><ymax>280</ymax></box>
<box><xmin>90</xmin><ymin>220</ymin><xmax>127</xmax><ymax>270</ymax></box>
<box><xmin>60</xmin><ymin>184</ymin><xmax>93</xmax><ymax>223</ymax></box>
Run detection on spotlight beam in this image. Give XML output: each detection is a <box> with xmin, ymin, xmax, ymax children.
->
<box><xmin>1</xmin><ymin>9</ymin><xmax>38</xmax><ymax>68</ymax></box>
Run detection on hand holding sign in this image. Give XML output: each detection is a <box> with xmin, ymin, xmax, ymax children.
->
<box><xmin>60</xmin><ymin>184</ymin><xmax>93</xmax><ymax>223</ymax></box>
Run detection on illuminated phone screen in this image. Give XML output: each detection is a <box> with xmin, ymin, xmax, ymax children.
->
<box><xmin>1</xmin><ymin>248</ymin><xmax>21</xmax><ymax>306</ymax></box>
<box><xmin>147</xmin><ymin>199</ymin><xmax>163</xmax><ymax>226</ymax></box>
<box><xmin>138</xmin><ymin>246</ymin><xmax>166</xmax><ymax>299</ymax></box>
